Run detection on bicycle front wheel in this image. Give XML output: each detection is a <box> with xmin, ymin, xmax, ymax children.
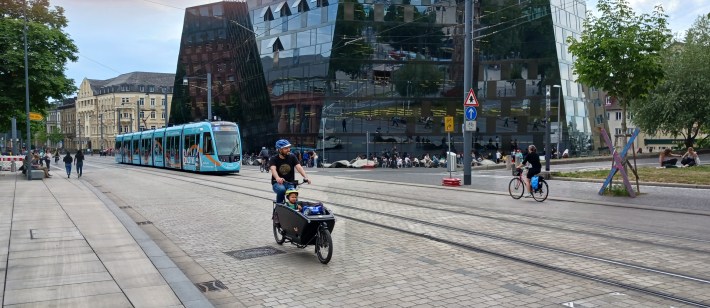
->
<box><xmin>315</xmin><ymin>227</ymin><xmax>333</xmax><ymax>264</ymax></box>
<box><xmin>508</xmin><ymin>178</ymin><xmax>524</xmax><ymax>199</ymax></box>
<box><xmin>532</xmin><ymin>179</ymin><xmax>549</xmax><ymax>202</ymax></box>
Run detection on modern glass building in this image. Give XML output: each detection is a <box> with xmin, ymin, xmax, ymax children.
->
<box><xmin>173</xmin><ymin>0</ymin><xmax>596</xmax><ymax>160</ymax></box>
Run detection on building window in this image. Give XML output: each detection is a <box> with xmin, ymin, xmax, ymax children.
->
<box><xmin>121</xmin><ymin>97</ymin><xmax>129</xmax><ymax>103</ymax></box>
<box><xmin>162</xmin><ymin>111</ymin><xmax>166</xmax><ymax>118</ymax></box>
<box><xmin>150</xmin><ymin>111</ymin><xmax>156</xmax><ymax>119</ymax></box>
<box><xmin>150</xmin><ymin>98</ymin><xmax>156</xmax><ymax>106</ymax></box>
<box><xmin>263</xmin><ymin>7</ymin><xmax>274</xmax><ymax>21</ymax></box>
<box><xmin>615</xmin><ymin>112</ymin><xmax>621</xmax><ymax>120</ymax></box>
<box><xmin>140</xmin><ymin>86</ymin><xmax>145</xmax><ymax>92</ymax></box>
<box><xmin>139</xmin><ymin>126</ymin><xmax>145</xmax><ymax>131</ymax></box>
<box><xmin>615</xmin><ymin>128</ymin><xmax>622</xmax><ymax>135</ymax></box>
<box><xmin>294</xmin><ymin>0</ymin><xmax>309</xmax><ymax>13</ymax></box>
<box><xmin>162</xmin><ymin>98</ymin><xmax>166</xmax><ymax>106</ymax></box>
<box><xmin>140</xmin><ymin>111</ymin><xmax>144</xmax><ymax>118</ymax></box>
<box><xmin>151</xmin><ymin>125</ymin><xmax>156</xmax><ymax>130</ymax></box>
<box><xmin>139</xmin><ymin>98</ymin><xmax>145</xmax><ymax>106</ymax></box>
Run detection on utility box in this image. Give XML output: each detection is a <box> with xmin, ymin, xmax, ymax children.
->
<box><xmin>447</xmin><ymin>152</ymin><xmax>457</xmax><ymax>172</ymax></box>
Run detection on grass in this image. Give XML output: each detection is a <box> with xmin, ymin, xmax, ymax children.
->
<box><xmin>552</xmin><ymin>165</ymin><xmax>710</xmax><ymax>185</ymax></box>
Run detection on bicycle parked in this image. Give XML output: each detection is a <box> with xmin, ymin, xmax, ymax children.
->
<box><xmin>508</xmin><ymin>167</ymin><xmax>548</xmax><ymax>202</ymax></box>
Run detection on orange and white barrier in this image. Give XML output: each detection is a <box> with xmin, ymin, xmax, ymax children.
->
<box><xmin>0</xmin><ymin>156</ymin><xmax>24</xmax><ymax>171</ymax></box>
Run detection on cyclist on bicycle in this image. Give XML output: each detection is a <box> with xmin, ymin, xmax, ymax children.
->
<box><xmin>516</xmin><ymin>144</ymin><xmax>541</xmax><ymax>197</ymax></box>
<box><xmin>269</xmin><ymin>139</ymin><xmax>311</xmax><ymax>203</ymax></box>
<box><xmin>259</xmin><ymin>146</ymin><xmax>270</xmax><ymax>169</ymax></box>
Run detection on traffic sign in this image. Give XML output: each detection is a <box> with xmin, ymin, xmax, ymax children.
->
<box><xmin>444</xmin><ymin>116</ymin><xmax>454</xmax><ymax>132</ymax></box>
<box><xmin>464</xmin><ymin>88</ymin><xmax>479</xmax><ymax>107</ymax></box>
<box><xmin>465</xmin><ymin>106</ymin><xmax>477</xmax><ymax>121</ymax></box>
<box><xmin>29</xmin><ymin>112</ymin><xmax>44</xmax><ymax>121</ymax></box>
<box><xmin>464</xmin><ymin>120</ymin><xmax>476</xmax><ymax>132</ymax></box>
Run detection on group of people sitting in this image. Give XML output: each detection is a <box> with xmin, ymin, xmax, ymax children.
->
<box><xmin>659</xmin><ymin>147</ymin><xmax>700</xmax><ymax>168</ymax></box>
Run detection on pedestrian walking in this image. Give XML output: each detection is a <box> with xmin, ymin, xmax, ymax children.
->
<box><xmin>63</xmin><ymin>152</ymin><xmax>73</xmax><ymax>178</ymax></box>
<box><xmin>74</xmin><ymin>149</ymin><xmax>85</xmax><ymax>178</ymax></box>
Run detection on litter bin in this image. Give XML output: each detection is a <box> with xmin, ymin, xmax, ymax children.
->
<box><xmin>447</xmin><ymin>151</ymin><xmax>457</xmax><ymax>172</ymax></box>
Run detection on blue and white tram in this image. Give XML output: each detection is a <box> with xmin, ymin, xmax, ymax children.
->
<box><xmin>115</xmin><ymin>121</ymin><xmax>242</xmax><ymax>173</ymax></box>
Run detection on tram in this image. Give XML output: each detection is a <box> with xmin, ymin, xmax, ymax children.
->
<box><xmin>115</xmin><ymin>121</ymin><xmax>242</xmax><ymax>173</ymax></box>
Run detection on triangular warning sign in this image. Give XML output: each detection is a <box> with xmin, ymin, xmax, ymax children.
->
<box><xmin>464</xmin><ymin>88</ymin><xmax>479</xmax><ymax>107</ymax></box>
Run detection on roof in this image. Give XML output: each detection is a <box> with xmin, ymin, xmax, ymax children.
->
<box><xmin>86</xmin><ymin>72</ymin><xmax>175</xmax><ymax>93</ymax></box>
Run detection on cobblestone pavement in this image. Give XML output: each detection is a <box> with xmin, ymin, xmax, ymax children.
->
<box><xmin>81</xmin><ymin>157</ymin><xmax>709</xmax><ymax>307</ymax></box>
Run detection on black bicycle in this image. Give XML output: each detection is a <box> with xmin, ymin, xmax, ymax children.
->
<box><xmin>260</xmin><ymin>157</ymin><xmax>269</xmax><ymax>172</ymax></box>
<box><xmin>271</xmin><ymin>181</ymin><xmax>335</xmax><ymax>264</ymax></box>
<box><xmin>508</xmin><ymin>168</ymin><xmax>548</xmax><ymax>202</ymax></box>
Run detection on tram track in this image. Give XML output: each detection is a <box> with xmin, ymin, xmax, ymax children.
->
<box><xmin>92</xmin><ymin>161</ymin><xmax>710</xmax><ymax>307</ymax></box>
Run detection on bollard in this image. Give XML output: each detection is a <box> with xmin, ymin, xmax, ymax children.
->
<box><xmin>11</xmin><ymin>161</ymin><xmax>16</xmax><ymax>172</ymax></box>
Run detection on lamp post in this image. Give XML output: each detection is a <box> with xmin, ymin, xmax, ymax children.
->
<box><xmin>77</xmin><ymin>118</ymin><xmax>82</xmax><ymax>150</ymax></box>
<box><xmin>544</xmin><ymin>85</ymin><xmax>551</xmax><ymax>172</ymax></box>
<box><xmin>553</xmin><ymin>84</ymin><xmax>562</xmax><ymax>157</ymax></box>
<box><xmin>183</xmin><ymin>72</ymin><xmax>212</xmax><ymax>121</ymax></box>
<box><xmin>162</xmin><ymin>87</ymin><xmax>169</xmax><ymax>127</ymax></box>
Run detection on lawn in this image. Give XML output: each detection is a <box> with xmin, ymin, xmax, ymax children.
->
<box><xmin>552</xmin><ymin>165</ymin><xmax>710</xmax><ymax>185</ymax></box>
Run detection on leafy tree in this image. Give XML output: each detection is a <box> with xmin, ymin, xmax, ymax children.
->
<box><xmin>330</xmin><ymin>0</ymin><xmax>373</xmax><ymax>79</ymax></box>
<box><xmin>567</xmin><ymin>0</ymin><xmax>670</xmax><ymax>136</ymax></box>
<box><xmin>631</xmin><ymin>14</ymin><xmax>710</xmax><ymax>148</ymax></box>
<box><xmin>392</xmin><ymin>59</ymin><xmax>443</xmax><ymax>97</ymax></box>
<box><xmin>48</xmin><ymin>126</ymin><xmax>63</xmax><ymax>145</ymax></box>
<box><xmin>0</xmin><ymin>0</ymin><xmax>78</xmax><ymax>131</ymax></box>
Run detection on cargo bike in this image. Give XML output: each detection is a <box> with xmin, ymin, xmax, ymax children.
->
<box><xmin>271</xmin><ymin>182</ymin><xmax>336</xmax><ymax>264</ymax></box>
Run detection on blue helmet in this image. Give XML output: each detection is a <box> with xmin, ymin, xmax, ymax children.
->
<box><xmin>275</xmin><ymin>139</ymin><xmax>291</xmax><ymax>150</ymax></box>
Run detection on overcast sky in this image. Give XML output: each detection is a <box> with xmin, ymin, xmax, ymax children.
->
<box><xmin>51</xmin><ymin>0</ymin><xmax>709</xmax><ymax>90</ymax></box>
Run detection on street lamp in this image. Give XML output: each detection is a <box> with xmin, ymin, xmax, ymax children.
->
<box><xmin>183</xmin><ymin>73</ymin><xmax>212</xmax><ymax>121</ymax></box>
<box><xmin>545</xmin><ymin>85</ymin><xmax>551</xmax><ymax>172</ymax></box>
<box><xmin>553</xmin><ymin>84</ymin><xmax>562</xmax><ymax>157</ymax></box>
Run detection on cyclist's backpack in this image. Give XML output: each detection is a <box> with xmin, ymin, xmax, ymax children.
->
<box><xmin>531</xmin><ymin>175</ymin><xmax>539</xmax><ymax>190</ymax></box>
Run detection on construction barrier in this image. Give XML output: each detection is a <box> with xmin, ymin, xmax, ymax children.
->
<box><xmin>0</xmin><ymin>156</ymin><xmax>24</xmax><ymax>172</ymax></box>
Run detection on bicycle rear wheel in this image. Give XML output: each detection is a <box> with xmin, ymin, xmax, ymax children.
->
<box><xmin>508</xmin><ymin>178</ymin><xmax>524</xmax><ymax>199</ymax></box>
<box><xmin>532</xmin><ymin>179</ymin><xmax>549</xmax><ymax>202</ymax></box>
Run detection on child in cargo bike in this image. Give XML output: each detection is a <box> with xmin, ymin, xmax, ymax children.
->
<box><xmin>284</xmin><ymin>188</ymin><xmax>324</xmax><ymax>216</ymax></box>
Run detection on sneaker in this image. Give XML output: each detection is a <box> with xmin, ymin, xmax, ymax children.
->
<box><xmin>524</xmin><ymin>194</ymin><xmax>533</xmax><ymax>198</ymax></box>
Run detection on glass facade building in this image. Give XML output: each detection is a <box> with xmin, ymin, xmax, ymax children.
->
<box><xmin>173</xmin><ymin>0</ymin><xmax>595</xmax><ymax>160</ymax></box>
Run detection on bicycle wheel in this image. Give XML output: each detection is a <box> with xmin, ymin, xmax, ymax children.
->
<box><xmin>508</xmin><ymin>178</ymin><xmax>524</xmax><ymax>199</ymax></box>
<box><xmin>315</xmin><ymin>227</ymin><xmax>333</xmax><ymax>264</ymax></box>
<box><xmin>273</xmin><ymin>223</ymin><xmax>285</xmax><ymax>245</ymax></box>
<box><xmin>532</xmin><ymin>179</ymin><xmax>549</xmax><ymax>202</ymax></box>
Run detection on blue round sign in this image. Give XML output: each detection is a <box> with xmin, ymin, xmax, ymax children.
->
<box><xmin>465</xmin><ymin>106</ymin><xmax>477</xmax><ymax>121</ymax></box>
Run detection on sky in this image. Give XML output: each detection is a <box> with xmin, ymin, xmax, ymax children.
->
<box><xmin>51</xmin><ymin>0</ymin><xmax>710</xmax><ymax>91</ymax></box>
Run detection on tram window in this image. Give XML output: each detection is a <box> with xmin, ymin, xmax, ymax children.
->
<box><xmin>132</xmin><ymin>139</ymin><xmax>139</xmax><ymax>154</ymax></box>
<box><xmin>154</xmin><ymin>137</ymin><xmax>163</xmax><ymax>155</ymax></box>
<box><xmin>203</xmin><ymin>133</ymin><xmax>214</xmax><ymax>155</ymax></box>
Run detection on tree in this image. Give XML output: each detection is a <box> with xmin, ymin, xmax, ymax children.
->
<box><xmin>0</xmin><ymin>0</ymin><xmax>78</xmax><ymax>130</ymax></box>
<box><xmin>567</xmin><ymin>0</ymin><xmax>670</xmax><ymax>137</ymax></box>
<box><xmin>631</xmin><ymin>14</ymin><xmax>710</xmax><ymax>148</ymax></box>
<box><xmin>48</xmin><ymin>126</ymin><xmax>63</xmax><ymax>145</ymax></box>
<box><xmin>392</xmin><ymin>59</ymin><xmax>443</xmax><ymax>98</ymax></box>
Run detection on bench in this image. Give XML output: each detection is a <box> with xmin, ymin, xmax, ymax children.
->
<box><xmin>29</xmin><ymin>169</ymin><xmax>45</xmax><ymax>180</ymax></box>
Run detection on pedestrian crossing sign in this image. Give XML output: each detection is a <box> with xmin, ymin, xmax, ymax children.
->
<box><xmin>464</xmin><ymin>88</ymin><xmax>479</xmax><ymax>107</ymax></box>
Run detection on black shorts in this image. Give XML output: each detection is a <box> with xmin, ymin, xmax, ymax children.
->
<box><xmin>526</xmin><ymin>168</ymin><xmax>541</xmax><ymax>179</ymax></box>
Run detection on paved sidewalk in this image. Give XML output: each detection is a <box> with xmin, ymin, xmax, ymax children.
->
<box><xmin>0</xmin><ymin>172</ymin><xmax>212</xmax><ymax>307</ymax></box>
